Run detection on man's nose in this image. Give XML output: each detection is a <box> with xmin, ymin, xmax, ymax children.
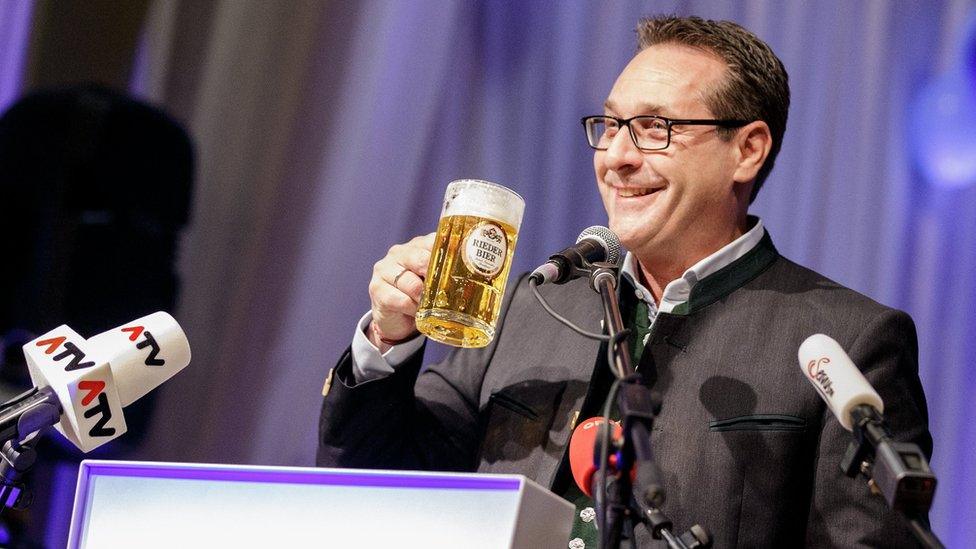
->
<box><xmin>602</xmin><ymin>127</ymin><xmax>643</xmax><ymax>170</ymax></box>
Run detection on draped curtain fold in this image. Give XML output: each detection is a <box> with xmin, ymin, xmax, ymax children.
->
<box><xmin>0</xmin><ymin>0</ymin><xmax>34</xmax><ymax>111</ymax></box>
<box><xmin>129</xmin><ymin>0</ymin><xmax>973</xmax><ymax>545</ymax></box>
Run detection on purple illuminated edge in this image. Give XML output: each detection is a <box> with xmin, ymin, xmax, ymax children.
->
<box><xmin>67</xmin><ymin>460</ymin><xmax>523</xmax><ymax>548</ymax></box>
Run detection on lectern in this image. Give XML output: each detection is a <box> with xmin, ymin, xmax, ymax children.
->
<box><xmin>68</xmin><ymin>460</ymin><xmax>574</xmax><ymax>548</ymax></box>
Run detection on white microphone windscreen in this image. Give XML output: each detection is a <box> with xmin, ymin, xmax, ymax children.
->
<box><xmin>86</xmin><ymin>311</ymin><xmax>191</xmax><ymax>407</ymax></box>
<box><xmin>798</xmin><ymin>334</ymin><xmax>883</xmax><ymax>431</ymax></box>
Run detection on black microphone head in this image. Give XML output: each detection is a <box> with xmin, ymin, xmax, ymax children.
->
<box><xmin>576</xmin><ymin>226</ymin><xmax>620</xmax><ymax>265</ymax></box>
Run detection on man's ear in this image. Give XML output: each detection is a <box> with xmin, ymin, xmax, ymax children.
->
<box><xmin>732</xmin><ymin>120</ymin><xmax>772</xmax><ymax>184</ymax></box>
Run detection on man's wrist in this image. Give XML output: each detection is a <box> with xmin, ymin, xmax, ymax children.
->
<box><xmin>350</xmin><ymin>311</ymin><xmax>425</xmax><ymax>383</ymax></box>
<box><xmin>368</xmin><ymin>321</ymin><xmax>420</xmax><ymax>350</ymax></box>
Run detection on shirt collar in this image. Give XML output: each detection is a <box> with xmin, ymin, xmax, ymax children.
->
<box><xmin>620</xmin><ymin>217</ymin><xmax>766</xmax><ymax>313</ymax></box>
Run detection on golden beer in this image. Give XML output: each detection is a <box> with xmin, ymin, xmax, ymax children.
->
<box><xmin>415</xmin><ymin>180</ymin><xmax>524</xmax><ymax>347</ymax></box>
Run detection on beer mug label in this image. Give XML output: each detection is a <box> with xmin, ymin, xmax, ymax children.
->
<box><xmin>462</xmin><ymin>222</ymin><xmax>508</xmax><ymax>278</ymax></box>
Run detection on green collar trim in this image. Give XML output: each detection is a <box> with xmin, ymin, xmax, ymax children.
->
<box><xmin>669</xmin><ymin>231</ymin><xmax>778</xmax><ymax>315</ymax></box>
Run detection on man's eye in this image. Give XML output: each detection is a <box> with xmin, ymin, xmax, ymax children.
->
<box><xmin>634</xmin><ymin>118</ymin><xmax>667</xmax><ymax>136</ymax></box>
<box><xmin>644</xmin><ymin>119</ymin><xmax>667</xmax><ymax>131</ymax></box>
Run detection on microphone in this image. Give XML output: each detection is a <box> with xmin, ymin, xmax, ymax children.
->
<box><xmin>5</xmin><ymin>311</ymin><xmax>191</xmax><ymax>452</ymax></box>
<box><xmin>797</xmin><ymin>334</ymin><xmax>936</xmax><ymax>514</ymax></box>
<box><xmin>530</xmin><ymin>226</ymin><xmax>620</xmax><ymax>285</ymax></box>
<box><xmin>570</xmin><ymin>417</ymin><xmax>712</xmax><ymax>548</ymax></box>
<box><xmin>797</xmin><ymin>334</ymin><xmax>883</xmax><ymax>431</ymax></box>
<box><xmin>569</xmin><ymin>417</ymin><xmax>622</xmax><ymax>497</ymax></box>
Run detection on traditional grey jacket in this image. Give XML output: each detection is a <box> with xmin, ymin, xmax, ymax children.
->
<box><xmin>318</xmin><ymin>234</ymin><xmax>931</xmax><ymax>547</ymax></box>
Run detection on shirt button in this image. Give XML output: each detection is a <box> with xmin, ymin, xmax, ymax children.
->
<box><xmin>568</xmin><ymin>538</ymin><xmax>585</xmax><ymax>549</ymax></box>
<box><xmin>580</xmin><ymin>507</ymin><xmax>596</xmax><ymax>523</ymax></box>
<box><xmin>635</xmin><ymin>289</ymin><xmax>644</xmax><ymax>300</ymax></box>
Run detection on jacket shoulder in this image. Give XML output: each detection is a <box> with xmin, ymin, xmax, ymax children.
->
<box><xmin>757</xmin><ymin>255</ymin><xmax>904</xmax><ymax>316</ymax></box>
<box><xmin>737</xmin><ymin>255</ymin><xmax>916</xmax><ymax>351</ymax></box>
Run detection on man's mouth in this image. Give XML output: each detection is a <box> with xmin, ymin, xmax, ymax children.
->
<box><xmin>617</xmin><ymin>187</ymin><xmax>659</xmax><ymax>197</ymax></box>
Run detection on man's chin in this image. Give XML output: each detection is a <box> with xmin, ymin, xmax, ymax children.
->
<box><xmin>612</xmin><ymin>225</ymin><xmax>673</xmax><ymax>258</ymax></box>
<box><xmin>609</xmin><ymin>225</ymin><xmax>649</xmax><ymax>253</ymax></box>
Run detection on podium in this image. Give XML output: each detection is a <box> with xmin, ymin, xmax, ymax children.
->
<box><xmin>67</xmin><ymin>460</ymin><xmax>574</xmax><ymax>548</ymax></box>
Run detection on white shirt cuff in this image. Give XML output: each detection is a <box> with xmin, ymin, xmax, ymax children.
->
<box><xmin>350</xmin><ymin>311</ymin><xmax>426</xmax><ymax>382</ymax></box>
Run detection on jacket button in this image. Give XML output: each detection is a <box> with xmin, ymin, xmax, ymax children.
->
<box><xmin>580</xmin><ymin>507</ymin><xmax>596</xmax><ymax>523</ymax></box>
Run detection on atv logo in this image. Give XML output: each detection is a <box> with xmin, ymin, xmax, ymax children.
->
<box><xmin>35</xmin><ymin>336</ymin><xmax>95</xmax><ymax>371</ymax></box>
<box><xmin>77</xmin><ymin>379</ymin><xmax>116</xmax><ymax>437</ymax></box>
<box><xmin>121</xmin><ymin>325</ymin><xmax>165</xmax><ymax>366</ymax></box>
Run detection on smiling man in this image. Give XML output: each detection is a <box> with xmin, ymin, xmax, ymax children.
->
<box><xmin>318</xmin><ymin>16</ymin><xmax>931</xmax><ymax>547</ymax></box>
<box><xmin>590</xmin><ymin>39</ymin><xmax>772</xmax><ymax>301</ymax></box>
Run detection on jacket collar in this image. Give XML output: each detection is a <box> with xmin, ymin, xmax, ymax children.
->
<box><xmin>670</xmin><ymin>230</ymin><xmax>778</xmax><ymax>315</ymax></box>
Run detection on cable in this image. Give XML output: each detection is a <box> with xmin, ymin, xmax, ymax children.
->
<box><xmin>530</xmin><ymin>274</ymin><xmax>635</xmax><ymax>545</ymax></box>
<box><xmin>529</xmin><ymin>278</ymin><xmax>615</xmax><ymax>341</ymax></box>
<box><xmin>606</xmin><ymin>328</ymin><xmax>631</xmax><ymax>382</ymax></box>
<box><xmin>0</xmin><ymin>484</ymin><xmax>11</xmax><ymax>517</ymax></box>
<box><xmin>598</xmin><ymin>376</ymin><xmax>623</xmax><ymax>548</ymax></box>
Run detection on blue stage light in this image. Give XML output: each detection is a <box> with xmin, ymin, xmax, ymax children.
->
<box><xmin>911</xmin><ymin>11</ymin><xmax>976</xmax><ymax>189</ymax></box>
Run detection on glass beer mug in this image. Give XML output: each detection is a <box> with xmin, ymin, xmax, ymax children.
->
<box><xmin>415</xmin><ymin>179</ymin><xmax>525</xmax><ymax>348</ymax></box>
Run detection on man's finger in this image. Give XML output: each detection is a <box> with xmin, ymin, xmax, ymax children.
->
<box><xmin>373</xmin><ymin>284</ymin><xmax>420</xmax><ymax>316</ymax></box>
<box><xmin>389</xmin><ymin>269</ymin><xmax>424</xmax><ymax>304</ymax></box>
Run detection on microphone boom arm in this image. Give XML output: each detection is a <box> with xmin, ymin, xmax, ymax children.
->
<box><xmin>0</xmin><ymin>387</ymin><xmax>62</xmax><ymax>515</ymax></box>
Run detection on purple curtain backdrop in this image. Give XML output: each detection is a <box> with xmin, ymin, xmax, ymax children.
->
<box><xmin>0</xmin><ymin>0</ymin><xmax>33</xmax><ymax>112</ymax></box>
<box><xmin>3</xmin><ymin>0</ymin><xmax>975</xmax><ymax>546</ymax></box>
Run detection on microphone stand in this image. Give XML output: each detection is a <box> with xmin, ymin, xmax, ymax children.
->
<box><xmin>0</xmin><ymin>387</ymin><xmax>61</xmax><ymax>515</ymax></box>
<box><xmin>841</xmin><ymin>404</ymin><xmax>943</xmax><ymax>549</ymax></box>
<box><xmin>588</xmin><ymin>262</ymin><xmax>711</xmax><ymax>549</ymax></box>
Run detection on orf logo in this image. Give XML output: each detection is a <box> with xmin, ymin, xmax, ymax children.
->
<box><xmin>77</xmin><ymin>380</ymin><xmax>117</xmax><ymax>438</ymax></box>
<box><xmin>582</xmin><ymin>418</ymin><xmax>606</xmax><ymax>431</ymax></box>
<box><xmin>806</xmin><ymin>357</ymin><xmax>835</xmax><ymax>398</ymax></box>
<box><xmin>581</xmin><ymin>417</ymin><xmax>621</xmax><ymax>433</ymax></box>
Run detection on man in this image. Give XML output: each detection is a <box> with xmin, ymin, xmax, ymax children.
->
<box><xmin>318</xmin><ymin>15</ymin><xmax>931</xmax><ymax>547</ymax></box>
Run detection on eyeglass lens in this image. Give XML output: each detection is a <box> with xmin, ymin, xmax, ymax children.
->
<box><xmin>586</xmin><ymin>117</ymin><xmax>669</xmax><ymax>150</ymax></box>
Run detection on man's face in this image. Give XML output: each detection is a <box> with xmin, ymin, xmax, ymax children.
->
<box><xmin>595</xmin><ymin>44</ymin><xmax>741</xmax><ymax>263</ymax></box>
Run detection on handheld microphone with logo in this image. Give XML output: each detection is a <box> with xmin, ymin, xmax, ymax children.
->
<box><xmin>529</xmin><ymin>226</ymin><xmax>621</xmax><ymax>285</ymax></box>
<box><xmin>569</xmin><ymin>417</ymin><xmax>711</xmax><ymax>548</ymax></box>
<box><xmin>797</xmin><ymin>334</ymin><xmax>884</xmax><ymax>431</ymax></box>
<box><xmin>569</xmin><ymin>417</ymin><xmax>623</xmax><ymax>498</ymax></box>
<box><xmin>1</xmin><ymin>312</ymin><xmax>191</xmax><ymax>452</ymax></box>
<box><xmin>797</xmin><ymin>334</ymin><xmax>936</xmax><ymax>514</ymax></box>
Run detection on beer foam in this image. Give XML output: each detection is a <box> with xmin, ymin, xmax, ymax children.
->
<box><xmin>442</xmin><ymin>179</ymin><xmax>524</xmax><ymax>228</ymax></box>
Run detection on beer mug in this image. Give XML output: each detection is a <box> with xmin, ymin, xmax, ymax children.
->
<box><xmin>415</xmin><ymin>179</ymin><xmax>525</xmax><ymax>348</ymax></box>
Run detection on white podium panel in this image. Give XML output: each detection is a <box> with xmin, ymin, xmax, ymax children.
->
<box><xmin>68</xmin><ymin>460</ymin><xmax>574</xmax><ymax>549</ymax></box>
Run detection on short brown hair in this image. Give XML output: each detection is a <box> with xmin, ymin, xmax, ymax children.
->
<box><xmin>637</xmin><ymin>16</ymin><xmax>789</xmax><ymax>202</ymax></box>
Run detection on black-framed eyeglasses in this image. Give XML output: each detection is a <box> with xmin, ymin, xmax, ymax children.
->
<box><xmin>581</xmin><ymin>115</ymin><xmax>750</xmax><ymax>151</ymax></box>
